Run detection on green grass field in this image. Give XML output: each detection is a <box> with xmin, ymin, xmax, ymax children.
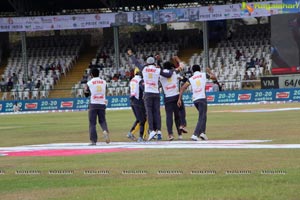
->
<box><xmin>0</xmin><ymin>103</ymin><xmax>300</xmax><ymax>200</ymax></box>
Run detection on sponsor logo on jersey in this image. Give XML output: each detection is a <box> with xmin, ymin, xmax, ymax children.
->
<box><xmin>192</xmin><ymin>74</ymin><xmax>202</xmax><ymax>79</ymax></box>
<box><xmin>93</xmin><ymin>95</ymin><xmax>104</xmax><ymax>100</ymax></box>
<box><xmin>131</xmin><ymin>79</ymin><xmax>138</xmax><ymax>83</ymax></box>
<box><xmin>194</xmin><ymin>88</ymin><xmax>203</xmax><ymax>93</ymax></box>
<box><xmin>145</xmin><ymin>81</ymin><xmax>156</xmax><ymax>87</ymax></box>
<box><xmin>92</xmin><ymin>80</ymin><xmax>104</xmax><ymax>85</ymax></box>
<box><xmin>165</xmin><ymin>84</ymin><xmax>176</xmax><ymax>90</ymax></box>
<box><xmin>145</xmin><ymin>68</ymin><xmax>156</xmax><ymax>73</ymax></box>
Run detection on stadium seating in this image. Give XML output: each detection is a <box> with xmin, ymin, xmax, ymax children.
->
<box><xmin>73</xmin><ymin>26</ymin><xmax>270</xmax><ymax>95</ymax></box>
<box><xmin>1</xmin><ymin>35</ymin><xmax>84</xmax><ymax>100</ymax></box>
<box><xmin>76</xmin><ymin>38</ymin><xmax>180</xmax><ymax>96</ymax></box>
<box><xmin>0</xmin><ymin>25</ymin><xmax>270</xmax><ymax>100</ymax></box>
<box><xmin>188</xmin><ymin>24</ymin><xmax>270</xmax><ymax>90</ymax></box>
<box><xmin>73</xmin><ymin>29</ymin><xmax>206</xmax><ymax>96</ymax></box>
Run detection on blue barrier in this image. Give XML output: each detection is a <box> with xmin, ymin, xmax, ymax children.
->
<box><xmin>1</xmin><ymin>88</ymin><xmax>300</xmax><ymax>113</ymax></box>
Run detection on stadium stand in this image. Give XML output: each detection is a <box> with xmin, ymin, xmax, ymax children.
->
<box><xmin>72</xmin><ymin>29</ymin><xmax>205</xmax><ymax>96</ymax></box>
<box><xmin>75</xmin><ymin>39</ymin><xmax>180</xmax><ymax>96</ymax></box>
<box><xmin>0</xmin><ymin>35</ymin><xmax>85</xmax><ymax>100</ymax></box>
<box><xmin>0</xmin><ymin>24</ymin><xmax>270</xmax><ymax>100</ymax></box>
<box><xmin>188</xmin><ymin>24</ymin><xmax>270</xmax><ymax>90</ymax></box>
<box><xmin>51</xmin><ymin>46</ymin><xmax>98</xmax><ymax>99</ymax></box>
<box><xmin>70</xmin><ymin>25</ymin><xmax>270</xmax><ymax>96</ymax></box>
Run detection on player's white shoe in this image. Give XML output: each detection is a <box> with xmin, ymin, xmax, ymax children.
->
<box><xmin>148</xmin><ymin>131</ymin><xmax>157</xmax><ymax>141</ymax></box>
<box><xmin>190</xmin><ymin>135</ymin><xmax>199</xmax><ymax>141</ymax></box>
<box><xmin>200</xmin><ymin>133</ymin><xmax>208</xmax><ymax>141</ymax></box>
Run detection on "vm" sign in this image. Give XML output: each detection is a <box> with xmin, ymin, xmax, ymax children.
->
<box><xmin>261</xmin><ymin>77</ymin><xmax>279</xmax><ymax>89</ymax></box>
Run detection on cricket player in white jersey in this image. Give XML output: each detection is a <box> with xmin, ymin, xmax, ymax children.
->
<box><xmin>128</xmin><ymin>68</ymin><xmax>146</xmax><ymax>142</ymax></box>
<box><xmin>177</xmin><ymin>65</ymin><xmax>216</xmax><ymax>141</ymax></box>
<box><xmin>160</xmin><ymin>61</ymin><xmax>182</xmax><ymax>141</ymax></box>
<box><xmin>85</xmin><ymin>68</ymin><xmax>110</xmax><ymax>145</ymax></box>
<box><xmin>142</xmin><ymin>57</ymin><xmax>173</xmax><ymax>141</ymax></box>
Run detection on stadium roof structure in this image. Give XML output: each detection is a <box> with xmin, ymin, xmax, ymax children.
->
<box><xmin>1</xmin><ymin>0</ymin><xmax>272</xmax><ymax>16</ymax></box>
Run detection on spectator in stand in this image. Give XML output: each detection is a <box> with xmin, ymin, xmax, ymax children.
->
<box><xmin>56</xmin><ymin>62</ymin><xmax>62</xmax><ymax>72</ymax></box>
<box><xmin>243</xmin><ymin>71</ymin><xmax>250</xmax><ymax>88</ymax></box>
<box><xmin>259</xmin><ymin>58</ymin><xmax>265</xmax><ymax>68</ymax></box>
<box><xmin>35</xmin><ymin>80</ymin><xmax>41</xmax><ymax>90</ymax></box>
<box><xmin>119</xmin><ymin>67</ymin><xmax>126</xmax><ymax>80</ymax></box>
<box><xmin>112</xmin><ymin>73</ymin><xmax>120</xmax><ymax>82</ymax></box>
<box><xmin>12</xmin><ymin>73</ymin><xmax>18</xmax><ymax>85</ymax></box>
<box><xmin>45</xmin><ymin>64</ymin><xmax>51</xmax><ymax>74</ymax></box>
<box><xmin>99</xmin><ymin>63</ymin><xmax>105</xmax><ymax>70</ymax></box>
<box><xmin>250</xmin><ymin>71</ymin><xmax>256</xmax><ymax>88</ymax></box>
<box><xmin>0</xmin><ymin>77</ymin><xmax>5</xmax><ymax>85</ymax></box>
<box><xmin>154</xmin><ymin>54</ymin><xmax>162</xmax><ymax>68</ymax></box>
<box><xmin>39</xmin><ymin>65</ymin><xmax>44</xmax><ymax>72</ymax></box>
<box><xmin>88</xmin><ymin>62</ymin><xmax>94</xmax><ymax>69</ymax></box>
<box><xmin>185</xmin><ymin>67</ymin><xmax>193</xmax><ymax>78</ymax></box>
<box><xmin>0</xmin><ymin>78</ymin><xmax>6</xmax><ymax>91</ymax></box>
<box><xmin>7</xmin><ymin>78</ymin><xmax>13</xmax><ymax>91</ymax></box>
<box><xmin>81</xmin><ymin>75</ymin><xmax>88</xmax><ymax>84</ymax></box>
<box><xmin>212</xmin><ymin>80</ymin><xmax>220</xmax><ymax>92</ymax></box>
<box><xmin>25</xmin><ymin>79</ymin><xmax>34</xmax><ymax>90</ymax></box>
<box><xmin>125</xmin><ymin>69</ymin><xmax>132</xmax><ymax>80</ymax></box>
<box><xmin>98</xmin><ymin>51</ymin><xmax>108</xmax><ymax>63</ymax></box>
<box><xmin>52</xmin><ymin>72</ymin><xmax>59</xmax><ymax>84</ymax></box>
<box><xmin>235</xmin><ymin>50</ymin><xmax>242</xmax><ymax>60</ymax></box>
<box><xmin>221</xmin><ymin>83</ymin><xmax>225</xmax><ymax>91</ymax></box>
<box><xmin>246</xmin><ymin>57</ymin><xmax>256</xmax><ymax>70</ymax></box>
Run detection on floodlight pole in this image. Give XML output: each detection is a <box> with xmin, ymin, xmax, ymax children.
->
<box><xmin>113</xmin><ymin>26</ymin><xmax>120</xmax><ymax>70</ymax></box>
<box><xmin>203</xmin><ymin>21</ymin><xmax>209</xmax><ymax>73</ymax></box>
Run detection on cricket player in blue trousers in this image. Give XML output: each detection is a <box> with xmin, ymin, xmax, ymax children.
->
<box><xmin>142</xmin><ymin>56</ymin><xmax>173</xmax><ymax>141</ymax></box>
<box><xmin>160</xmin><ymin>61</ymin><xmax>183</xmax><ymax>140</ymax></box>
<box><xmin>128</xmin><ymin>68</ymin><xmax>147</xmax><ymax>142</ymax></box>
<box><xmin>177</xmin><ymin>65</ymin><xmax>216</xmax><ymax>141</ymax></box>
<box><xmin>84</xmin><ymin>68</ymin><xmax>110</xmax><ymax>145</ymax></box>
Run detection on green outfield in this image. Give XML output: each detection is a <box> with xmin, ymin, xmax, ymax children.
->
<box><xmin>0</xmin><ymin>103</ymin><xmax>300</xmax><ymax>200</ymax></box>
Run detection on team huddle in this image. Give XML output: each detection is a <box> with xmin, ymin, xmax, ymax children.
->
<box><xmin>84</xmin><ymin>49</ymin><xmax>216</xmax><ymax>145</ymax></box>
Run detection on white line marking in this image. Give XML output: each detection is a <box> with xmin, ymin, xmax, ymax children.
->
<box><xmin>212</xmin><ymin>107</ymin><xmax>300</xmax><ymax>113</ymax></box>
<box><xmin>1</xmin><ymin>140</ymin><xmax>300</xmax><ymax>151</ymax></box>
